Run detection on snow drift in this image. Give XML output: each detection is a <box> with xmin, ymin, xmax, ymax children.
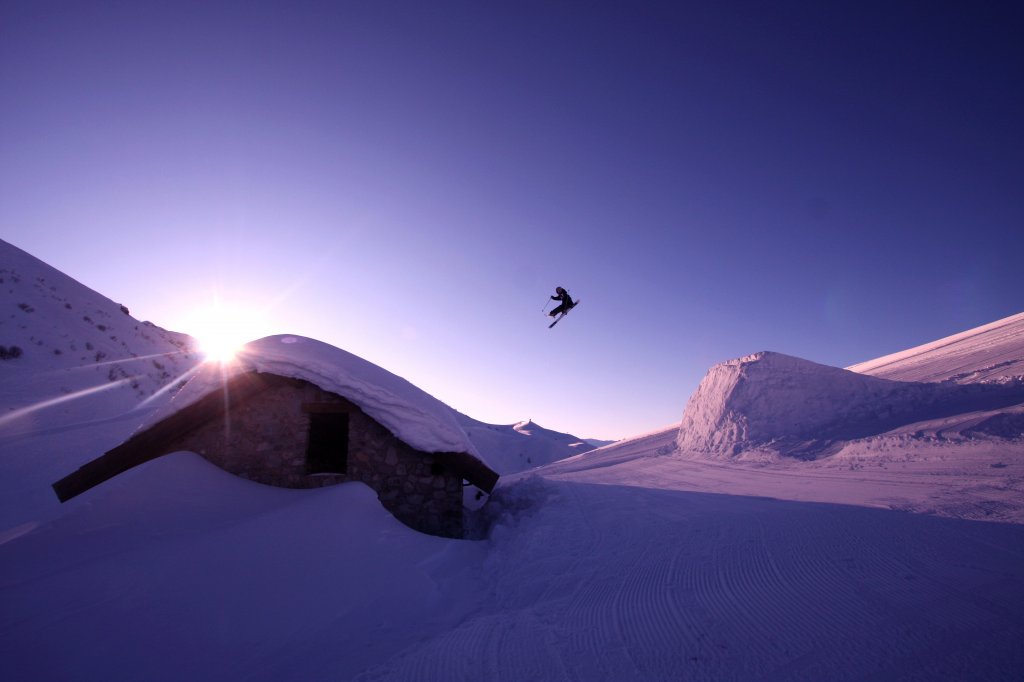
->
<box><xmin>676</xmin><ymin>351</ymin><xmax>1024</xmax><ymax>458</ymax></box>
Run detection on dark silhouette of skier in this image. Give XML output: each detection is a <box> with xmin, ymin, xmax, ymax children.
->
<box><xmin>548</xmin><ymin>286</ymin><xmax>575</xmax><ymax>318</ymax></box>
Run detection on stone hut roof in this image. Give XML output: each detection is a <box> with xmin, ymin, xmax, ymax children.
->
<box><xmin>53</xmin><ymin>335</ymin><xmax>499</xmax><ymax>501</ymax></box>
<box><xmin>160</xmin><ymin>335</ymin><xmax>485</xmax><ymax>458</ymax></box>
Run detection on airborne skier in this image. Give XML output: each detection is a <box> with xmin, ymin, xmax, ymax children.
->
<box><xmin>548</xmin><ymin>286</ymin><xmax>575</xmax><ymax>318</ymax></box>
<box><xmin>546</xmin><ymin>286</ymin><xmax>579</xmax><ymax>328</ymax></box>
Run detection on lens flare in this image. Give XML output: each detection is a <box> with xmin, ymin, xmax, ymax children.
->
<box><xmin>184</xmin><ymin>300</ymin><xmax>267</xmax><ymax>364</ymax></box>
<box><xmin>199</xmin><ymin>332</ymin><xmax>243</xmax><ymax>364</ymax></box>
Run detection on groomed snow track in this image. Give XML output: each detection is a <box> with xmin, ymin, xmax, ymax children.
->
<box><xmin>355</xmin><ymin>478</ymin><xmax>1024</xmax><ymax>681</ymax></box>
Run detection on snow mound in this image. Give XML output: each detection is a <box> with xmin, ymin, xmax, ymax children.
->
<box><xmin>143</xmin><ymin>335</ymin><xmax>483</xmax><ymax>461</ymax></box>
<box><xmin>1</xmin><ymin>451</ymin><xmax>484</xmax><ymax>681</ymax></box>
<box><xmin>677</xmin><ymin>351</ymin><xmax>1024</xmax><ymax>458</ymax></box>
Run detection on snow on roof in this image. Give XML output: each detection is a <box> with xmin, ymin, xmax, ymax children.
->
<box><xmin>141</xmin><ymin>335</ymin><xmax>482</xmax><ymax>460</ymax></box>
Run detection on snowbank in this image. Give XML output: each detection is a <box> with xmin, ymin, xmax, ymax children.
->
<box><xmin>0</xmin><ymin>452</ymin><xmax>485</xmax><ymax>681</ymax></box>
<box><xmin>141</xmin><ymin>335</ymin><xmax>483</xmax><ymax>461</ymax></box>
<box><xmin>676</xmin><ymin>351</ymin><xmax>1024</xmax><ymax>458</ymax></box>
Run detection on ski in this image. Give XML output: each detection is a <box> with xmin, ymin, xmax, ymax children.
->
<box><xmin>547</xmin><ymin>299</ymin><xmax>580</xmax><ymax>329</ymax></box>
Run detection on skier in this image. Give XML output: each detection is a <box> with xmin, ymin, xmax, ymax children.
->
<box><xmin>548</xmin><ymin>286</ymin><xmax>575</xmax><ymax>318</ymax></box>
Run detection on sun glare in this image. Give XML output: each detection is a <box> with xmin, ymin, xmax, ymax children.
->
<box><xmin>200</xmin><ymin>333</ymin><xmax>243</xmax><ymax>364</ymax></box>
<box><xmin>185</xmin><ymin>301</ymin><xmax>267</xmax><ymax>364</ymax></box>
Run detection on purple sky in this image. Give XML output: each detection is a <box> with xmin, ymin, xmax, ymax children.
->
<box><xmin>2</xmin><ymin>2</ymin><xmax>1022</xmax><ymax>439</ymax></box>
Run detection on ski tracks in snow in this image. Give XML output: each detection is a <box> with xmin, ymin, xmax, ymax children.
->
<box><xmin>356</xmin><ymin>478</ymin><xmax>1024</xmax><ymax>681</ymax></box>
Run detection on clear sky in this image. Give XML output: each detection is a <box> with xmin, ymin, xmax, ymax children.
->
<box><xmin>2</xmin><ymin>1</ymin><xmax>1022</xmax><ymax>440</ymax></box>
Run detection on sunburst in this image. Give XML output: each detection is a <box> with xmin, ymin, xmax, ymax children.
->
<box><xmin>185</xmin><ymin>298</ymin><xmax>267</xmax><ymax>364</ymax></box>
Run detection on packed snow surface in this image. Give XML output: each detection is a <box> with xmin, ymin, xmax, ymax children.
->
<box><xmin>848</xmin><ymin>311</ymin><xmax>1024</xmax><ymax>382</ymax></box>
<box><xmin>3</xmin><ymin>446</ymin><xmax>1023</xmax><ymax>681</ymax></box>
<box><xmin>145</xmin><ymin>335</ymin><xmax>483</xmax><ymax>461</ymax></box>
<box><xmin>1</xmin><ymin>454</ymin><xmax>485</xmax><ymax>681</ymax></box>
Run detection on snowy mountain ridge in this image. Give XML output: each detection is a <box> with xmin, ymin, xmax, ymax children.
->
<box><xmin>0</xmin><ymin>238</ymin><xmax>199</xmax><ymax>423</ymax></box>
<box><xmin>455</xmin><ymin>414</ymin><xmax>599</xmax><ymax>475</ymax></box>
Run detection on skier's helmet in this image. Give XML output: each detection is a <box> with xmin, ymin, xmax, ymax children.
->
<box><xmin>556</xmin><ymin>286</ymin><xmax>566</xmax><ymax>295</ymax></box>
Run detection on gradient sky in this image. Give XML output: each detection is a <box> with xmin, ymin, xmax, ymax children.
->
<box><xmin>2</xmin><ymin>1</ymin><xmax>1022</xmax><ymax>440</ymax></box>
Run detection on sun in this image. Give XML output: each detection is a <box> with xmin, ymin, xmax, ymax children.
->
<box><xmin>198</xmin><ymin>329</ymin><xmax>244</xmax><ymax>364</ymax></box>
<box><xmin>185</xmin><ymin>300</ymin><xmax>267</xmax><ymax>364</ymax></box>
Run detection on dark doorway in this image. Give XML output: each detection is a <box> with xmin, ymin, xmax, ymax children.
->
<box><xmin>307</xmin><ymin>412</ymin><xmax>349</xmax><ymax>474</ymax></box>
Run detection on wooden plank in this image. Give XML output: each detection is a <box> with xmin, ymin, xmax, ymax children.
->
<box><xmin>52</xmin><ymin>371</ymin><xmax>278</xmax><ymax>502</ymax></box>
<box><xmin>436</xmin><ymin>451</ymin><xmax>500</xmax><ymax>494</ymax></box>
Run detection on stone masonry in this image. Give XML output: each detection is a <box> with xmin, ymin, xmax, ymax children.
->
<box><xmin>173</xmin><ymin>376</ymin><xmax>466</xmax><ymax>537</ymax></box>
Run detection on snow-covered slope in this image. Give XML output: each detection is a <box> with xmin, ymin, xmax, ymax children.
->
<box><xmin>455</xmin><ymin>414</ymin><xmax>599</xmax><ymax>474</ymax></box>
<box><xmin>0</xmin><ymin>453</ymin><xmax>486</xmax><ymax>681</ymax></box>
<box><xmin>848</xmin><ymin>311</ymin><xmax>1024</xmax><ymax>382</ymax></box>
<box><xmin>0</xmin><ymin>238</ymin><xmax>198</xmax><ymax>423</ymax></box>
<box><xmin>4</xmin><ymin>436</ymin><xmax>1024</xmax><ymax>681</ymax></box>
<box><xmin>0</xmin><ymin>239</ymin><xmax>201</xmax><ymax>527</ymax></box>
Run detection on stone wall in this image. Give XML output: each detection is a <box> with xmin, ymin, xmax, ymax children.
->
<box><xmin>172</xmin><ymin>376</ymin><xmax>466</xmax><ymax>537</ymax></box>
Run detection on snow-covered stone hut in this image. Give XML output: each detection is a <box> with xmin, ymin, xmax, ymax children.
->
<box><xmin>53</xmin><ymin>336</ymin><xmax>499</xmax><ymax>538</ymax></box>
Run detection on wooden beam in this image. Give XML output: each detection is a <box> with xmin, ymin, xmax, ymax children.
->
<box><xmin>436</xmin><ymin>451</ymin><xmax>500</xmax><ymax>494</ymax></box>
<box><xmin>301</xmin><ymin>401</ymin><xmax>355</xmax><ymax>414</ymax></box>
<box><xmin>52</xmin><ymin>372</ymin><xmax>279</xmax><ymax>502</ymax></box>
